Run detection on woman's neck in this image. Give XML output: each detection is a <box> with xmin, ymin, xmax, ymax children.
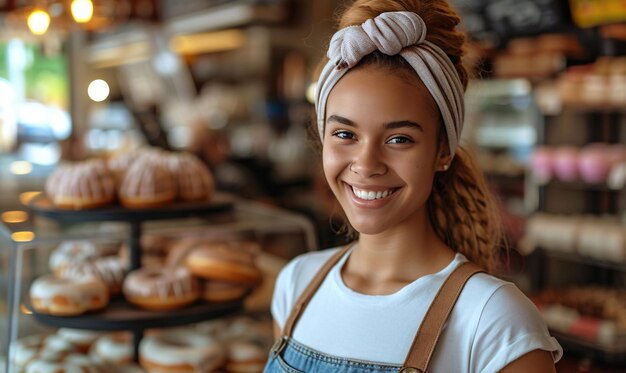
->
<box><xmin>341</xmin><ymin>218</ymin><xmax>455</xmax><ymax>295</ymax></box>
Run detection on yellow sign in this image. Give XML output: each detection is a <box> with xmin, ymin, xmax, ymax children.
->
<box><xmin>570</xmin><ymin>0</ymin><xmax>626</xmax><ymax>28</ymax></box>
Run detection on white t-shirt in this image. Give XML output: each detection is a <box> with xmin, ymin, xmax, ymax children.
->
<box><xmin>272</xmin><ymin>247</ymin><xmax>563</xmax><ymax>372</ymax></box>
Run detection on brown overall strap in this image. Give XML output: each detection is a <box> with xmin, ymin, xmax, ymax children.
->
<box><xmin>281</xmin><ymin>244</ymin><xmax>353</xmax><ymax>338</ymax></box>
<box><xmin>400</xmin><ymin>261</ymin><xmax>484</xmax><ymax>373</ymax></box>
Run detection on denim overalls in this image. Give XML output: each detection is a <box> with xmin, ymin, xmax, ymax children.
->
<box><xmin>263</xmin><ymin>245</ymin><xmax>483</xmax><ymax>373</ymax></box>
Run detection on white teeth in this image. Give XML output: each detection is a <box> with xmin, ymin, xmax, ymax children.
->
<box><xmin>352</xmin><ymin>187</ymin><xmax>395</xmax><ymax>201</ymax></box>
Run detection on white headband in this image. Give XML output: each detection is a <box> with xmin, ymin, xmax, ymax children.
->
<box><xmin>315</xmin><ymin>11</ymin><xmax>465</xmax><ymax>155</ymax></box>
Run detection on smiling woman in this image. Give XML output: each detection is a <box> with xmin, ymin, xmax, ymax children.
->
<box><xmin>263</xmin><ymin>1</ymin><xmax>563</xmax><ymax>373</ymax></box>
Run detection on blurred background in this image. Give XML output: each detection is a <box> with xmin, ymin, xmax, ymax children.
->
<box><xmin>0</xmin><ymin>0</ymin><xmax>626</xmax><ymax>372</ymax></box>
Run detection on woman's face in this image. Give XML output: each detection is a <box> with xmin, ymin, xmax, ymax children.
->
<box><xmin>323</xmin><ymin>66</ymin><xmax>446</xmax><ymax>236</ymax></box>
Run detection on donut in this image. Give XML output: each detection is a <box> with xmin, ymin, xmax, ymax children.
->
<box><xmin>57</xmin><ymin>328</ymin><xmax>102</xmax><ymax>353</ymax></box>
<box><xmin>90</xmin><ymin>332</ymin><xmax>133</xmax><ymax>366</ymax></box>
<box><xmin>186</xmin><ymin>243</ymin><xmax>262</xmax><ymax>285</ymax></box>
<box><xmin>58</xmin><ymin>256</ymin><xmax>127</xmax><ymax>296</ymax></box>
<box><xmin>201</xmin><ymin>280</ymin><xmax>249</xmax><ymax>303</ymax></box>
<box><xmin>225</xmin><ymin>341</ymin><xmax>267</xmax><ymax>373</ymax></box>
<box><xmin>45</xmin><ymin>159</ymin><xmax>116</xmax><ymax>210</ymax></box>
<box><xmin>118</xmin><ymin>152</ymin><xmax>176</xmax><ymax>209</ymax></box>
<box><xmin>123</xmin><ymin>267</ymin><xmax>199</xmax><ymax>311</ymax></box>
<box><xmin>167</xmin><ymin>152</ymin><xmax>215</xmax><ymax>201</ymax></box>
<box><xmin>12</xmin><ymin>334</ymin><xmax>77</xmax><ymax>369</ymax></box>
<box><xmin>139</xmin><ymin>330</ymin><xmax>226</xmax><ymax>373</ymax></box>
<box><xmin>30</xmin><ymin>275</ymin><xmax>109</xmax><ymax>316</ymax></box>
<box><xmin>25</xmin><ymin>353</ymin><xmax>105</xmax><ymax>373</ymax></box>
<box><xmin>49</xmin><ymin>240</ymin><xmax>102</xmax><ymax>275</ymax></box>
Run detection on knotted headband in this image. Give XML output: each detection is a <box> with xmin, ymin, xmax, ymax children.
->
<box><xmin>315</xmin><ymin>11</ymin><xmax>465</xmax><ymax>156</ymax></box>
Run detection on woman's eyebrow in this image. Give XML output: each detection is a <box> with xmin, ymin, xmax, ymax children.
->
<box><xmin>327</xmin><ymin>115</ymin><xmax>423</xmax><ymax>132</ymax></box>
<box><xmin>384</xmin><ymin>121</ymin><xmax>423</xmax><ymax>132</ymax></box>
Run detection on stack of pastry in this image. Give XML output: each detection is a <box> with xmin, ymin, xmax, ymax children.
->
<box><xmin>44</xmin><ymin>147</ymin><xmax>215</xmax><ymax>210</ymax></box>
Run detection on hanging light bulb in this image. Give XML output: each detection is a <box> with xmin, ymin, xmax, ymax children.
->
<box><xmin>27</xmin><ymin>9</ymin><xmax>51</xmax><ymax>35</ymax></box>
<box><xmin>71</xmin><ymin>0</ymin><xmax>94</xmax><ymax>23</ymax></box>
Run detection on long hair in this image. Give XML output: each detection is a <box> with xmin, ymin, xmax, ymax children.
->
<box><xmin>315</xmin><ymin>0</ymin><xmax>503</xmax><ymax>273</ymax></box>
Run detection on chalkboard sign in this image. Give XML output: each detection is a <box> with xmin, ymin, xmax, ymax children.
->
<box><xmin>449</xmin><ymin>0</ymin><xmax>495</xmax><ymax>41</ymax></box>
<box><xmin>483</xmin><ymin>0</ymin><xmax>572</xmax><ymax>38</ymax></box>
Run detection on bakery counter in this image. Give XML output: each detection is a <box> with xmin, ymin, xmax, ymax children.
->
<box><xmin>0</xmin><ymin>197</ymin><xmax>314</xmax><ymax>373</ymax></box>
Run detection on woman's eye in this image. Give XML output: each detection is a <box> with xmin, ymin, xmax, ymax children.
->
<box><xmin>332</xmin><ymin>130</ymin><xmax>355</xmax><ymax>140</ymax></box>
<box><xmin>388</xmin><ymin>136</ymin><xmax>413</xmax><ymax>144</ymax></box>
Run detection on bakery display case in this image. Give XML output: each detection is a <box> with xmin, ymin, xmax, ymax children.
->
<box><xmin>0</xmin><ymin>195</ymin><xmax>316</xmax><ymax>373</ymax></box>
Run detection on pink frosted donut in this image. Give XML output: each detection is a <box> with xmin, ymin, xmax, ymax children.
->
<box><xmin>579</xmin><ymin>145</ymin><xmax>611</xmax><ymax>184</ymax></box>
<box><xmin>123</xmin><ymin>267</ymin><xmax>199</xmax><ymax>311</ymax></box>
<box><xmin>552</xmin><ymin>147</ymin><xmax>579</xmax><ymax>182</ymax></box>
<box><xmin>530</xmin><ymin>146</ymin><xmax>554</xmax><ymax>182</ymax></box>
<box><xmin>29</xmin><ymin>275</ymin><xmax>109</xmax><ymax>316</ymax></box>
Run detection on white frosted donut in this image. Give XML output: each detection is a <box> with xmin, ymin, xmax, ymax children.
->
<box><xmin>57</xmin><ymin>328</ymin><xmax>102</xmax><ymax>353</ymax></box>
<box><xmin>25</xmin><ymin>353</ymin><xmax>104</xmax><ymax>373</ymax></box>
<box><xmin>12</xmin><ymin>334</ymin><xmax>77</xmax><ymax>368</ymax></box>
<box><xmin>30</xmin><ymin>275</ymin><xmax>109</xmax><ymax>316</ymax></box>
<box><xmin>90</xmin><ymin>332</ymin><xmax>133</xmax><ymax>366</ymax></box>
<box><xmin>59</xmin><ymin>256</ymin><xmax>127</xmax><ymax>295</ymax></box>
<box><xmin>123</xmin><ymin>267</ymin><xmax>199</xmax><ymax>311</ymax></box>
<box><xmin>49</xmin><ymin>240</ymin><xmax>101</xmax><ymax>275</ymax></box>
<box><xmin>140</xmin><ymin>331</ymin><xmax>225</xmax><ymax>373</ymax></box>
<box><xmin>226</xmin><ymin>341</ymin><xmax>267</xmax><ymax>373</ymax></box>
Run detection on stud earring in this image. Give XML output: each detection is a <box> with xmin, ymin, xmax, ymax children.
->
<box><xmin>442</xmin><ymin>164</ymin><xmax>449</xmax><ymax>171</ymax></box>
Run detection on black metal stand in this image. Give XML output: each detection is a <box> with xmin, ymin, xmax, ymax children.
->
<box><xmin>27</xmin><ymin>194</ymin><xmax>240</xmax><ymax>363</ymax></box>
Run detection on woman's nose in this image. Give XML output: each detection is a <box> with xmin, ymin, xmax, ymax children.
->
<box><xmin>349</xmin><ymin>143</ymin><xmax>387</xmax><ymax>177</ymax></box>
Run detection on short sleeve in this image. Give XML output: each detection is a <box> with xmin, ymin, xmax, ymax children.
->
<box><xmin>270</xmin><ymin>258</ymin><xmax>296</xmax><ymax>329</ymax></box>
<box><xmin>471</xmin><ymin>283</ymin><xmax>563</xmax><ymax>373</ymax></box>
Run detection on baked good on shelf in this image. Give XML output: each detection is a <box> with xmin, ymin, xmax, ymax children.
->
<box><xmin>12</xmin><ymin>334</ymin><xmax>77</xmax><ymax>369</ymax></box>
<box><xmin>225</xmin><ymin>340</ymin><xmax>267</xmax><ymax>373</ymax></box>
<box><xmin>90</xmin><ymin>332</ymin><xmax>133</xmax><ymax>366</ymax></box>
<box><xmin>25</xmin><ymin>353</ymin><xmax>106</xmax><ymax>373</ymax></box>
<box><xmin>139</xmin><ymin>330</ymin><xmax>226</xmax><ymax>373</ymax></box>
<box><xmin>123</xmin><ymin>267</ymin><xmax>199</xmax><ymax>311</ymax></box>
<box><xmin>59</xmin><ymin>256</ymin><xmax>127</xmax><ymax>296</ymax></box>
<box><xmin>29</xmin><ymin>275</ymin><xmax>109</xmax><ymax>316</ymax></box>
<box><xmin>118</xmin><ymin>154</ymin><xmax>176</xmax><ymax>209</ymax></box>
<box><xmin>45</xmin><ymin>159</ymin><xmax>116</xmax><ymax>209</ymax></box>
<box><xmin>119</xmin><ymin>233</ymin><xmax>172</xmax><ymax>268</ymax></box>
<box><xmin>107</xmin><ymin>149</ymin><xmax>142</xmax><ymax>184</ymax></box>
<box><xmin>167</xmin><ymin>152</ymin><xmax>215</xmax><ymax>201</ymax></box>
<box><xmin>201</xmin><ymin>280</ymin><xmax>249</xmax><ymax>303</ymax></box>
<box><xmin>186</xmin><ymin>243</ymin><xmax>263</xmax><ymax>286</ymax></box>
<box><xmin>49</xmin><ymin>240</ymin><xmax>103</xmax><ymax>275</ymax></box>
<box><xmin>57</xmin><ymin>328</ymin><xmax>102</xmax><ymax>354</ymax></box>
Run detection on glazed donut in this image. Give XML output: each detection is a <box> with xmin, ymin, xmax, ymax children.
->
<box><xmin>139</xmin><ymin>330</ymin><xmax>226</xmax><ymax>373</ymax></box>
<box><xmin>123</xmin><ymin>267</ymin><xmax>199</xmax><ymax>311</ymax></box>
<box><xmin>118</xmin><ymin>153</ymin><xmax>176</xmax><ymax>209</ymax></box>
<box><xmin>45</xmin><ymin>159</ymin><xmax>116</xmax><ymax>210</ymax></box>
<box><xmin>12</xmin><ymin>334</ymin><xmax>77</xmax><ymax>369</ymax></box>
<box><xmin>90</xmin><ymin>332</ymin><xmax>133</xmax><ymax>366</ymax></box>
<box><xmin>59</xmin><ymin>256</ymin><xmax>127</xmax><ymax>295</ymax></box>
<box><xmin>186</xmin><ymin>243</ymin><xmax>262</xmax><ymax>285</ymax></box>
<box><xmin>25</xmin><ymin>353</ymin><xmax>105</xmax><ymax>373</ymax></box>
<box><xmin>201</xmin><ymin>280</ymin><xmax>249</xmax><ymax>303</ymax></box>
<box><xmin>166</xmin><ymin>152</ymin><xmax>215</xmax><ymax>201</ymax></box>
<box><xmin>226</xmin><ymin>341</ymin><xmax>267</xmax><ymax>373</ymax></box>
<box><xmin>49</xmin><ymin>240</ymin><xmax>102</xmax><ymax>275</ymax></box>
<box><xmin>57</xmin><ymin>328</ymin><xmax>102</xmax><ymax>353</ymax></box>
<box><xmin>30</xmin><ymin>275</ymin><xmax>109</xmax><ymax>316</ymax></box>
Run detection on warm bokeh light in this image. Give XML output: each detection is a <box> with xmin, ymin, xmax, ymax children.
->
<box><xmin>306</xmin><ymin>82</ymin><xmax>317</xmax><ymax>104</ymax></box>
<box><xmin>88</xmin><ymin>79</ymin><xmax>110</xmax><ymax>102</ymax></box>
<box><xmin>10</xmin><ymin>161</ymin><xmax>33</xmax><ymax>175</ymax></box>
<box><xmin>12</xmin><ymin>231</ymin><xmax>35</xmax><ymax>242</ymax></box>
<box><xmin>71</xmin><ymin>0</ymin><xmax>93</xmax><ymax>23</ymax></box>
<box><xmin>27</xmin><ymin>9</ymin><xmax>51</xmax><ymax>35</ymax></box>
<box><xmin>20</xmin><ymin>303</ymin><xmax>33</xmax><ymax>315</ymax></box>
<box><xmin>1</xmin><ymin>211</ymin><xmax>28</xmax><ymax>223</ymax></box>
<box><xmin>19</xmin><ymin>191</ymin><xmax>41</xmax><ymax>205</ymax></box>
